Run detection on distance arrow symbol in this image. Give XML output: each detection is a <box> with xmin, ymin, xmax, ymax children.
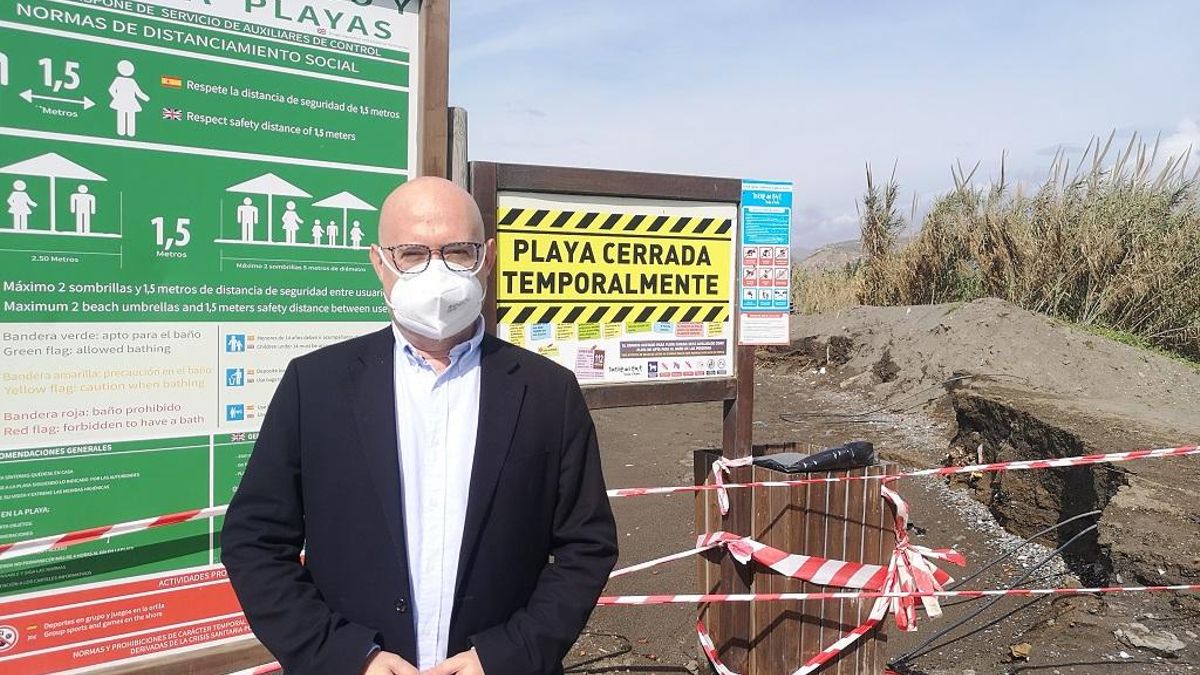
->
<box><xmin>20</xmin><ymin>90</ymin><xmax>96</xmax><ymax>109</ymax></box>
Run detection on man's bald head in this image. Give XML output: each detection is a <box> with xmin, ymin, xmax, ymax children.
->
<box><xmin>377</xmin><ymin>176</ymin><xmax>484</xmax><ymax>247</ymax></box>
<box><xmin>370</xmin><ymin>177</ymin><xmax>495</xmax><ymax>302</ymax></box>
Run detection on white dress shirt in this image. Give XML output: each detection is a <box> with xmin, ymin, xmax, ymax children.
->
<box><xmin>392</xmin><ymin>319</ymin><xmax>484</xmax><ymax>669</ymax></box>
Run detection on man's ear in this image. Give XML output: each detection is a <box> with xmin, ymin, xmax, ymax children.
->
<box><xmin>370</xmin><ymin>245</ymin><xmax>392</xmax><ymax>293</ymax></box>
<box><xmin>369</xmin><ymin>244</ymin><xmax>382</xmax><ymax>273</ymax></box>
<box><xmin>481</xmin><ymin>238</ymin><xmax>497</xmax><ymax>276</ymax></box>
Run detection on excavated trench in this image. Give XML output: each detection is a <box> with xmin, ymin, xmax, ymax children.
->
<box><xmin>946</xmin><ymin>391</ymin><xmax>1127</xmax><ymax>585</ymax></box>
<box><xmin>774</xmin><ymin>333</ymin><xmax>1133</xmax><ymax>585</ymax></box>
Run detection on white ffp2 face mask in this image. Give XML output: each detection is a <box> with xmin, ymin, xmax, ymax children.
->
<box><xmin>380</xmin><ymin>256</ymin><xmax>484</xmax><ymax>340</ymax></box>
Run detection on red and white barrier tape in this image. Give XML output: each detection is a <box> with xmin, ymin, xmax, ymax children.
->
<box><xmin>222</xmin><ymin>489</ymin><xmax>955</xmax><ymax>675</ymax></box>
<box><xmin>881</xmin><ymin>485</ymin><xmax>965</xmax><ymax>628</ymax></box>
<box><xmin>1</xmin><ymin>444</ymin><xmax>1193</xmax><ymax>563</ymax></box>
<box><xmin>2</xmin><ymin>442</ymin><xmax>1195</xmax><ymax>675</ymax></box>
<box><xmin>711</xmin><ymin>456</ymin><xmax>753</xmax><ymax>514</ymax></box>
<box><xmin>607</xmin><ymin>444</ymin><xmax>1200</xmax><ymax>502</ymax></box>
<box><xmin>230</xmin><ymin>587</ymin><xmax>1200</xmax><ymax>675</ymax></box>
<box><xmin>693</xmin><ymin>560</ymin><xmax>894</xmax><ymax>675</ymax></box>
<box><xmin>0</xmin><ymin>506</ymin><xmax>228</xmax><ymax>562</ymax></box>
<box><xmin>689</xmin><ymin>486</ymin><xmax>961</xmax><ymax>675</ymax></box>
<box><xmin>599</xmin><ymin>583</ymin><xmax>1200</xmax><ymax>605</ymax></box>
<box><xmin>612</xmin><ymin>530</ymin><xmax>892</xmax><ymax>588</ymax></box>
<box><xmin>610</xmin><ymin>541</ymin><xmax>722</xmax><ymax>578</ymax></box>
<box><xmin>612</xmin><ymin>486</ymin><xmax>962</xmax><ymax>675</ymax></box>
<box><xmin>614</xmin><ymin>447</ymin><xmax>1193</xmax><ymax>675</ymax></box>
<box><xmin>696</xmin><ymin>621</ymin><xmax>739</xmax><ymax>675</ymax></box>
<box><xmin>701</xmin><ymin>530</ymin><xmax>891</xmax><ymax>590</ymax></box>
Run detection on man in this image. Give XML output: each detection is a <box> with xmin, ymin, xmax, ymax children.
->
<box><xmin>237</xmin><ymin>197</ymin><xmax>259</xmax><ymax>241</ymax></box>
<box><xmin>70</xmin><ymin>185</ymin><xmax>96</xmax><ymax>234</ymax></box>
<box><xmin>221</xmin><ymin>177</ymin><xmax>618</xmax><ymax>675</ymax></box>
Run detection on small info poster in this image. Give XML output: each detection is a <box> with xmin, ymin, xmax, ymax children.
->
<box><xmin>738</xmin><ymin>180</ymin><xmax>793</xmax><ymax>345</ymax></box>
<box><xmin>0</xmin><ymin>1</ymin><xmax>413</xmax><ymax>671</ymax></box>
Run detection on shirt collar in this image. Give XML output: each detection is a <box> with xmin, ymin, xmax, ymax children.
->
<box><xmin>391</xmin><ymin>316</ymin><xmax>485</xmax><ymax>368</ymax></box>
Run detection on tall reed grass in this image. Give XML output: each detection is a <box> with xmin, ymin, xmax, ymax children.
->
<box><xmin>792</xmin><ymin>133</ymin><xmax>1200</xmax><ymax>360</ymax></box>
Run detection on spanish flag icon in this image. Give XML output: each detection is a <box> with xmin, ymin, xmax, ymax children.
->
<box><xmin>161</xmin><ymin>75</ymin><xmax>183</xmax><ymax>88</ymax></box>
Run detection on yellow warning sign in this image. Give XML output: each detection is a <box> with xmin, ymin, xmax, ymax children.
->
<box><xmin>496</xmin><ymin>204</ymin><xmax>735</xmax><ymax>325</ymax></box>
<box><xmin>497</xmin><ymin>301</ymin><xmax>729</xmax><ymax>326</ymax></box>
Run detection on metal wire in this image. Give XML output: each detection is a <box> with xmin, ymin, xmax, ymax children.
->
<box><xmin>937</xmin><ymin>510</ymin><xmax>1101</xmax><ymax>609</ymax></box>
<box><xmin>888</xmin><ymin>523</ymin><xmax>1099</xmax><ymax>669</ymax></box>
<box><xmin>949</xmin><ymin>509</ymin><xmax>1101</xmax><ymax>590</ymax></box>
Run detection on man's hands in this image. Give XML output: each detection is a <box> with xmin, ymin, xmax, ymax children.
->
<box><xmin>423</xmin><ymin>648</ymin><xmax>485</xmax><ymax>675</ymax></box>
<box><xmin>362</xmin><ymin>647</ymin><xmax>485</xmax><ymax>675</ymax></box>
<box><xmin>364</xmin><ymin>650</ymin><xmax>419</xmax><ymax>675</ymax></box>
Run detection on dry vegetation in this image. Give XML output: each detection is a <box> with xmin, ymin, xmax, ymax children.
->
<box><xmin>792</xmin><ymin>134</ymin><xmax>1200</xmax><ymax>361</ymax></box>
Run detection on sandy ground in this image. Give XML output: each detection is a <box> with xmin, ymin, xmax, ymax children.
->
<box><xmin>574</xmin><ymin>299</ymin><xmax>1200</xmax><ymax>674</ymax></box>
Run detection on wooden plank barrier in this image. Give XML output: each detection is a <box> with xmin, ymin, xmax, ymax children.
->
<box><xmin>696</xmin><ymin>445</ymin><xmax>898</xmax><ymax>674</ymax></box>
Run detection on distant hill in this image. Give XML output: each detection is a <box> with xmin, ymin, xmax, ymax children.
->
<box><xmin>797</xmin><ymin>237</ymin><xmax>914</xmax><ymax>271</ymax></box>
<box><xmin>797</xmin><ymin>239</ymin><xmax>863</xmax><ymax>271</ymax></box>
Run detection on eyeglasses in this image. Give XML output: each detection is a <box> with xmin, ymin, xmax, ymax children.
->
<box><xmin>378</xmin><ymin>242</ymin><xmax>484</xmax><ymax>274</ymax></box>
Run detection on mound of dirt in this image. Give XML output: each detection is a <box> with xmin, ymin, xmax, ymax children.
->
<box><xmin>785</xmin><ymin>297</ymin><xmax>1200</xmax><ymax>589</ymax></box>
<box><xmin>787</xmin><ymin>297</ymin><xmax>1199</xmax><ymax>435</ymax></box>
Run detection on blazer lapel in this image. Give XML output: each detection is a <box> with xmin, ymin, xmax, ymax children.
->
<box><xmin>454</xmin><ymin>335</ymin><xmax>526</xmax><ymax>593</ymax></box>
<box><xmin>348</xmin><ymin>327</ymin><xmax>409</xmax><ymax>568</ymax></box>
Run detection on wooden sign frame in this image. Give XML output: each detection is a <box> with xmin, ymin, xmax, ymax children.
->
<box><xmin>470</xmin><ymin>161</ymin><xmax>753</xmax><ymax>431</ymax></box>
<box><xmin>471</xmin><ymin>161</ymin><xmax>757</xmax><ymax>669</ymax></box>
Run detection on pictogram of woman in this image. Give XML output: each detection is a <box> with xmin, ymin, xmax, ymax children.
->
<box><xmin>108</xmin><ymin>60</ymin><xmax>149</xmax><ymax>137</ymax></box>
<box><xmin>7</xmin><ymin>179</ymin><xmax>37</xmax><ymax>230</ymax></box>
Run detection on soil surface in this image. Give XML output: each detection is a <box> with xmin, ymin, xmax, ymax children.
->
<box><xmin>574</xmin><ymin>299</ymin><xmax>1200</xmax><ymax>674</ymax></box>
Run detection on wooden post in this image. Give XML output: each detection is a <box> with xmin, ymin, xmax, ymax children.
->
<box><xmin>418</xmin><ymin>0</ymin><xmax>450</xmax><ymax>178</ymax></box>
<box><xmin>707</xmin><ymin>259</ymin><xmax>758</xmax><ymax>671</ymax></box>
<box><xmin>472</xmin><ymin>161</ymin><xmax>498</xmax><ymax>334</ymax></box>
<box><xmin>448</xmin><ymin>107</ymin><xmax>469</xmax><ymax>189</ymax></box>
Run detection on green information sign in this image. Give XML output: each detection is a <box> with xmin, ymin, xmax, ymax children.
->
<box><xmin>0</xmin><ymin>0</ymin><xmax>415</xmax><ymax>323</ymax></box>
<box><xmin>0</xmin><ymin>436</ymin><xmax>212</xmax><ymax>596</ymax></box>
<box><xmin>0</xmin><ymin>1</ymin><xmax>419</xmax><ymax>670</ymax></box>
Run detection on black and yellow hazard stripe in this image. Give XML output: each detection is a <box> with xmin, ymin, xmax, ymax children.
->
<box><xmin>497</xmin><ymin>207</ymin><xmax>732</xmax><ymax>239</ymax></box>
<box><xmin>497</xmin><ymin>302</ymin><xmax>729</xmax><ymax>325</ymax></box>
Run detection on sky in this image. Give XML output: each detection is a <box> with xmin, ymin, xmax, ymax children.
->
<box><xmin>448</xmin><ymin>1</ymin><xmax>1200</xmax><ymax>249</ymax></box>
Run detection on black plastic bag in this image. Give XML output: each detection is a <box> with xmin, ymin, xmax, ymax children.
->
<box><xmin>753</xmin><ymin>441</ymin><xmax>876</xmax><ymax>474</ymax></box>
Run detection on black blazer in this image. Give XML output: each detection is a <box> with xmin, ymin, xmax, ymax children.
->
<box><xmin>220</xmin><ymin>328</ymin><xmax>618</xmax><ymax>675</ymax></box>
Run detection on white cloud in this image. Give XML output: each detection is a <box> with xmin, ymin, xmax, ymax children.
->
<box><xmin>1159</xmin><ymin>118</ymin><xmax>1200</xmax><ymax>168</ymax></box>
<box><xmin>793</xmin><ymin>208</ymin><xmax>861</xmax><ymax>248</ymax></box>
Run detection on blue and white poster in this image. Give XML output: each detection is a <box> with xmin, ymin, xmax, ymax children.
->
<box><xmin>739</xmin><ymin>180</ymin><xmax>792</xmax><ymax>344</ymax></box>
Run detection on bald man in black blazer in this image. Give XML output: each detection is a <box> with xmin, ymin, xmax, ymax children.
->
<box><xmin>221</xmin><ymin>178</ymin><xmax>618</xmax><ymax>675</ymax></box>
